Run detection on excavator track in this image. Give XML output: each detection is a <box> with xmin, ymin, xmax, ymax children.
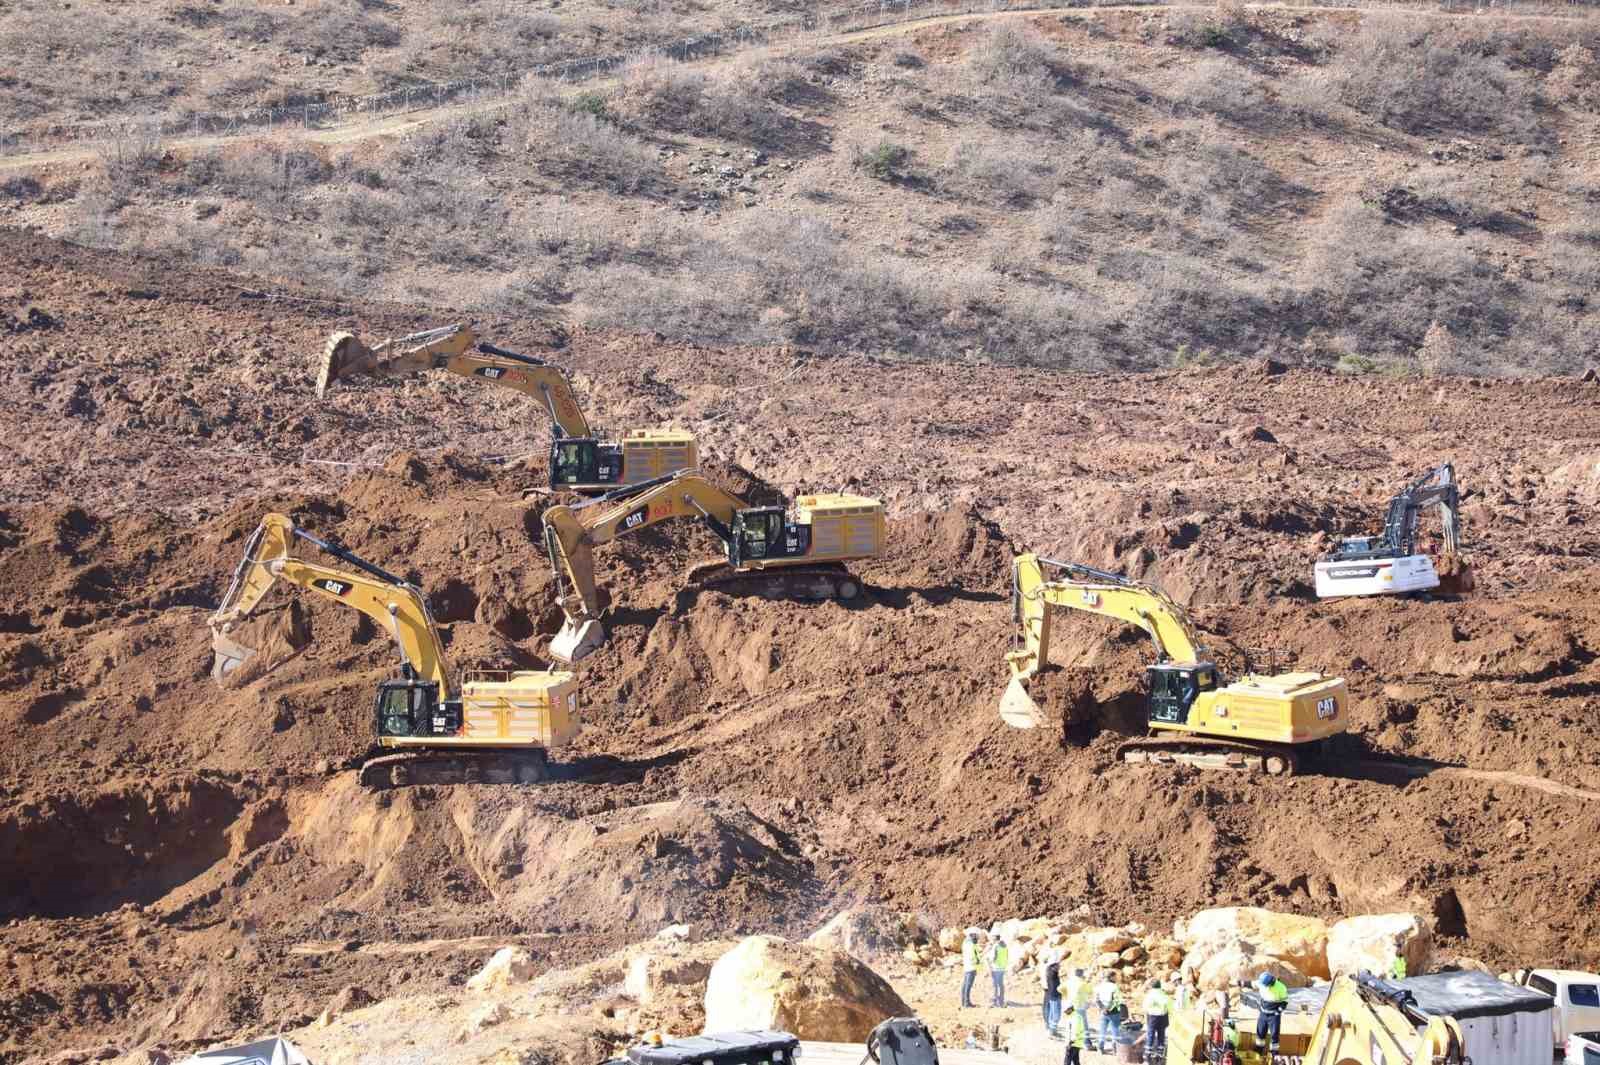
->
<box><xmin>358</xmin><ymin>748</ymin><xmax>549</xmax><ymax>789</ymax></box>
<box><xmin>1118</xmin><ymin>735</ymin><xmax>1302</xmax><ymax>776</ymax></box>
<box><xmin>686</xmin><ymin>560</ymin><xmax>862</xmax><ymax>601</ymax></box>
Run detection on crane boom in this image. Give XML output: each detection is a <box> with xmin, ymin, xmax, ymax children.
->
<box><xmin>209</xmin><ymin>513</ymin><xmax>451</xmax><ymax>691</ymax></box>
<box><xmin>317</xmin><ymin>323</ymin><xmax>592</xmax><ymax>437</ymax></box>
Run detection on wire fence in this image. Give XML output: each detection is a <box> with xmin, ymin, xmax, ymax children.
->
<box><xmin>2</xmin><ymin>0</ymin><xmax>1596</xmax><ymax>159</ymax></box>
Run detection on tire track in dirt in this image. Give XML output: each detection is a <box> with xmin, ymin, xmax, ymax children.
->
<box><xmin>1</xmin><ymin>2</ymin><xmax>1588</xmax><ymax>173</ymax></box>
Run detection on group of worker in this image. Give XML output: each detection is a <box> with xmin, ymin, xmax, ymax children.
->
<box><xmin>959</xmin><ymin>928</ymin><xmax>1012</xmax><ymax>1009</ymax></box>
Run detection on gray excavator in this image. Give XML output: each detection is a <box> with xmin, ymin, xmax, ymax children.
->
<box><xmin>1315</xmin><ymin>463</ymin><xmax>1473</xmax><ymax>598</ymax></box>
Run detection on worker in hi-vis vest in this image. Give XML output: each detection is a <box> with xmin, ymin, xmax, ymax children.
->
<box><xmin>1062</xmin><ymin>1003</ymin><xmax>1087</xmax><ymax>1065</ymax></box>
<box><xmin>960</xmin><ymin>930</ymin><xmax>981</xmax><ymax>1008</ymax></box>
<box><xmin>1256</xmin><ymin>972</ymin><xmax>1290</xmax><ymax>1056</ymax></box>
<box><xmin>1143</xmin><ymin>978</ymin><xmax>1171</xmax><ymax>1062</ymax></box>
<box><xmin>986</xmin><ymin>934</ymin><xmax>1010</xmax><ymax>1007</ymax></box>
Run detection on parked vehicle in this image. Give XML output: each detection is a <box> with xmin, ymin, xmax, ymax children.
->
<box><xmin>1513</xmin><ymin>970</ymin><xmax>1600</xmax><ymax>1053</ymax></box>
<box><xmin>1565</xmin><ymin>1032</ymin><xmax>1600</xmax><ymax>1063</ymax></box>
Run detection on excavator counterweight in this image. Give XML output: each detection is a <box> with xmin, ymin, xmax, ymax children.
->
<box><xmin>543</xmin><ymin>470</ymin><xmax>883</xmax><ymax>663</ymax></box>
<box><xmin>1001</xmin><ymin>553</ymin><xmax>1348</xmax><ymax>775</ymax></box>
<box><xmin>209</xmin><ymin>513</ymin><xmax>579</xmax><ymax>787</ymax></box>
<box><xmin>315</xmin><ymin>323</ymin><xmax>697</xmax><ymax>495</ymax></box>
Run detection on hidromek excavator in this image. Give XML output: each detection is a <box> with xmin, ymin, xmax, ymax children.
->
<box><xmin>1000</xmin><ymin>553</ymin><xmax>1348</xmax><ymax>775</ymax></box>
<box><xmin>209</xmin><ymin>513</ymin><xmax>579</xmax><ymax>788</ymax></box>
<box><xmin>317</xmin><ymin>323</ymin><xmax>697</xmax><ymax>494</ymax></box>
<box><xmin>1315</xmin><ymin>462</ymin><xmax>1472</xmax><ymax>598</ymax></box>
<box><xmin>543</xmin><ymin>470</ymin><xmax>884</xmax><ymax>663</ymax></box>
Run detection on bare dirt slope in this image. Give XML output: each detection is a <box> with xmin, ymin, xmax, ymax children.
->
<box><xmin>2</xmin><ymin>231</ymin><xmax>1599</xmax><ymax>1060</ymax></box>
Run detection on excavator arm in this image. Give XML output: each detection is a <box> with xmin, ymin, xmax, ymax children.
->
<box><xmin>209</xmin><ymin>513</ymin><xmax>451</xmax><ymax>693</ymax></box>
<box><xmin>543</xmin><ymin>471</ymin><xmax>747</xmax><ymax>663</ymax></box>
<box><xmin>1303</xmin><ymin>975</ymin><xmax>1467</xmax><ymax>1065</ymax></box>
<box><xmin>1000</xmin><ymin>552</ymin><xmax>1205</xmax><ymax>728</ymax></box>
<box><xmin>317</xmin><ymin>323</ymin><xmax>592</xmax><ymax>438</ymax></box>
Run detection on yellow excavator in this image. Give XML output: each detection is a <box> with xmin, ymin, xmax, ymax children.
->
<box><xmin>543</xmin><ymin>470</ymin><xmax>885</xmax><ymax>663</ymax></box>
<box><xmin>317</xmin><ymin>323</ymin><xmax>697</xmax><ymax>494</ymax></box>
<box><xmin>1298</xmin><ymin>975</ymin><xmax>1469</xmax><ymax>1065</ymax></box>
<box><xmin>1174</xmin><ymin>974</ymin><xmax>1469</xmax><ymax>1064</ymax></box>
<box><xmin>210</xmin><ymin>513</ymin><xmax>579</xmax><ymax>787</ymax></box>
<box><xmin>1000</xmin><ymin>553</ymin><xmax>1347</xmax><ymax>775</ymax></box>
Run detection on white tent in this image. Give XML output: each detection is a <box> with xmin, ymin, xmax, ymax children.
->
<box><xmin>177</xmin><ymin>1037</ymin><xmax>313</xmax><ymax>1065</ymax></box>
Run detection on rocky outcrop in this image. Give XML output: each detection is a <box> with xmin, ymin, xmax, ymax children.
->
<box><xmin>1177</xmin><ymin>908</ymin><xmax>1331</xmax><ymax>989</ymax></box>
<box><xmin>703</xmin><ymin>935</ymin><xmax>911</xmax><ymax>1040</ymax></box>
<box><xmin>466</xmin><ymin>947</ymin><xmax>537</xmax><ymax>992</ymax></box>
<box><xmin>1326</xmin><ymin>914</ymin><xmax>1433</xmax><ymax>978</ymax></box>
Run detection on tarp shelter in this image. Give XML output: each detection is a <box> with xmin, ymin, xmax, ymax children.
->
<box><xmin>176</xmin><ymin>1037</ymin><xmax>313</xmax><ymax>1065</ymax></box>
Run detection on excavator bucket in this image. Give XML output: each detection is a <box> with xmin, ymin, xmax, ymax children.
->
<box><xmin>550</xmin><ymin>618</ymin><xmax>605</xmax><ymax>665</ymax></box>
<box><xmin>316</xmin><ymin>332</ymin><xmax>374</xmax><ymax>399</ymax></box>
<box><xmin>211</xmin><ymin>630</ymin><xmax>257</xmax><ymax>684</ymax></box>
<box><xmin>998</xmin><ymin>676</ymin><xmax>1045</xmax><ymax>730</ymax></box>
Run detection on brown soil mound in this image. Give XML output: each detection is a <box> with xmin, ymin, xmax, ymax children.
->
<box><xmin>3</xmin><ymin>233</ymin><xmax>1600</xmax><ymax>1060</ymax></box>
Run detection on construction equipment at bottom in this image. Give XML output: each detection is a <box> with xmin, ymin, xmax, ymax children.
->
<box><xmin>209</xmin><ymin>513</ymin><xmax>578</xmax><ymax>788</ymax></box>
<box><xmin>1000</xmin><ymin>553</ymin><xmax>1348</xmax><ymax>775</ymax></box>
<box><xmin>543</xmin><ymin>470</ymin><xmax>884</xmax><ymax>663</ymax></box>
<box><xmin>317</xmin><ymin>322</ymin><xmax>697</xmax><ymax>495</ymax></box>
<box><xmin>1315</xmin><ymin>462</ymin><xmax>1472</xmax><ymax>598</ymax></box>
<box><xmin>1171</xmin><ymin>971</ymin><xmax>1554</xmax><ymax>1065</ymax></box>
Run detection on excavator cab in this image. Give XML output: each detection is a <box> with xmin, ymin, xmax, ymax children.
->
<box><xmin>549</xmin><ymin>438</ymin><xmax>624</xmax><ymax>491</ymax></box>
<box><xmin>374</xmin><ymin>677</ymin><xmax>460</xmax><ymax>739</ymax></box>
<box><xmin>729</xmin><ymin>507</ymin><xmax>808</xmax><ymax>566</ymax></box>
<box><xmin>1146</xmin><ymin>662</ymin><xmax>1217</xmax><ymax>726</ymax></box>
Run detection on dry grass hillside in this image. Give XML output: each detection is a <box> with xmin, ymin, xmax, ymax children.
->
<box><xmin>6</xmin><ymin>3</ymin><xmax>1600</xmax><ymax>374</ymax></box>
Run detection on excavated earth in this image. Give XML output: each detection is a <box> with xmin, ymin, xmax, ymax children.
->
<box><xmin>3</xmin><ymin>229</ymin><xmax>1600</xmax><ymax>1060</ymax></box>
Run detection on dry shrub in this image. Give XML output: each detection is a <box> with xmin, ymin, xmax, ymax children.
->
<box><xmin>614</xmin><ymin>57</ymin><xmax>788</xmax><ymax>147</ymax></box>
<box><xmin>1415</xmin><ymin>320</ymin><xmax>1460</xmax><ymax>376</ymax></box>
<box><xmin>1546</xmin><ymin>43</ymin><xmax>1600</xmax><ymax>110</ymax></box>
<box><xmin>1169</xmin><ymin>57</ymin><xmax>1267</xmax><ymax>119</ymax></box>
<box><xmin>1330</xmin><ymin>16</ymin><xmax>1543</xmax><ymax>141</ymax></box>
<box><xmin>963</xmin><ymin>22</ymin><xmax>1066</xmax><ymax>113</ymax></box>
<box><xmin>942</xmin><ymin>140</ymin><xmax>1053</xmax><ymax>206</ymax></box>
<box><xmin>515</xmin><ymin>94</ymin><xmax>659</xmax><ymax>194</ymax></box>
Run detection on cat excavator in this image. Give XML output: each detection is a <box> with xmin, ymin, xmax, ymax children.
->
<box><xmin>1000</xmin><ymin>553</ymin><xmax>1347</xmax><ymax>775</ymax></box>
<box><xmin>1298</xmin><ymin>974</ymin><xmax>1468</xmax><ymax>1065</ymax></box>
<box><xmin>209</xmin><ymin>513</ymin><xmax>579</xmax><ymax>788</ymax></box>
<box><xmin>1314</xmin><ymin>462</ymin><xmax>1472</xmax><ymax>598</ymax></box>
<box><xmin>543</xmin><ymin>470</ymin><xmax>884</xmax><ymax>663</ymax></box>
<box><xmin>317</xmin><ymin>323</ymin><xmax>697</xmax><ymax>494</ymax></box>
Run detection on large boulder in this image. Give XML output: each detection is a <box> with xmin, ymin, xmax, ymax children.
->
<box><xmin>465</xmin><ymin>947</ymin><xmax>537</xmax><ymax>992</ymax></box>
<box><xmin>1196</xmin><ymin>948</ymin><xmax>1312</xmax><ymax>991</ymax></box>
<box><xmin>1177</xmin><ymin>909</ymin><xmax>1331</xmax><ymax>987</ymax></box>
<box><xmin>1326</xmin><ymin>914</ymin><xmax>1433</xmax><ymax>978</ymax></box>
<box><xmin>703</xmin><ymin>935</ymin><xmax>911</xmax><ymax>1041</ymax></box>
<box><xmin>626</xmin><ymin>952</ymin><xmax>713</xmax><ymax>1008</ymax></box>
<box><xmin>806</xmin><ymin>906</ymin><xmax>918</xmax><ymax>960</ymax></box>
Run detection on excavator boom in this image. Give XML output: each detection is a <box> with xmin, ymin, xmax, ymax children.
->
<box><xmin>1000</xmin><ymin>553</ymin><xmax>1205</xmax><ymax>728</ymax></box>
<box><xmin>317</xmin><ymin>323</ymin><xmax>592</xmax><ymax>437</ymax></box>
<box><xmin>1302</xmin><ymin>975</ymin><xmax>1468</xmax><ymax>1064</ymax></box>
<box><xmin>209</xmin><ymin>513</ymin><xmax>450</xmax><ymax>692</ymax></box>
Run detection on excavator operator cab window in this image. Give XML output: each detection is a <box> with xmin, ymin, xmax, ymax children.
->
<box><xmin>375</xmin><ymin>680</ymin><xmax>442</xmax><ymax>738</ymax></box>
<box><xmin>733</xmin><ymin>508</ymin><xmax>783</xmax><ymax>564</ymax></box>
<box><xmin>1146</xmin><ymin>665</ymin><xmax>1196</xmax><ymax>726</ymax></box>
<box><xmin>550</xmin><ymin>439</ymin><xmax>599</xmax><ymax>487</ymax></box>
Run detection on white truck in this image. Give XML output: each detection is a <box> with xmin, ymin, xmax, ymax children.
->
<box><xmin>1567</xmin><ymin>1033</ymin><xmax>1600</xmax><ymax>1064</ymax></box>
<box><xmin>1513</xmin><ymin>969</ymin><xmax>1600</xmax><ymax>1055</ymax></box>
